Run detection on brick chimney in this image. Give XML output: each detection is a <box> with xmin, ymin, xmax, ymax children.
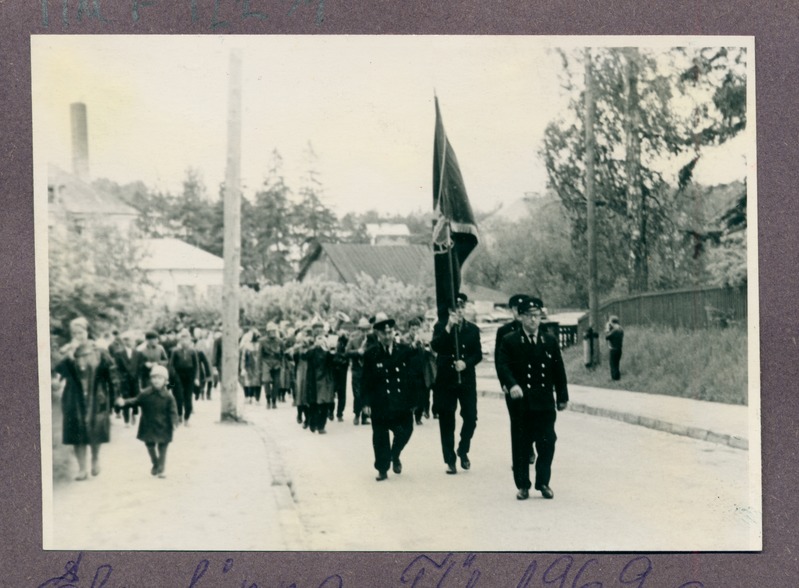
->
<box><xmin>70</xmin><ymin>102</ymin><xmax>89</xmax><ymax>181</ymax></box>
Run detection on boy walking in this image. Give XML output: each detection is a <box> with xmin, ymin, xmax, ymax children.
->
<box><xmin>116</xmin><ymin>365</ymin><xmax>178</xmax><ymax>478</ymax></box>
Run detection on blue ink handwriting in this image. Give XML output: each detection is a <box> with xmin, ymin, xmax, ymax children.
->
<box><xmin>187</xmin><ymin>557</ymin><xmax>343</xmax><ymax>588</ymax></box>
<box><xmin>38</xmin><ymin>552</ymin><xmax>113</xmax><ymax>588</ymax></box>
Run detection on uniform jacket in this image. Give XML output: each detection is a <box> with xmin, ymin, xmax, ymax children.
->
<box><xmin>361</xmin><ymin>342</ymin><xmax>418</xmax><ymax>417</ymax></box>
<box><xmin>112</xmin><ymin>346</ymin><xmax>141</xmax><ymax>399</ymax></box>
<box><xmin>125</xmin><ymin>386</ymin><xmax>179</xmax><ymax>444</ymax></box>
<box><xmin>56</xmin><ymin>354</ymin><xmax>117</xmax><ymax>445</ymax></box>
<box><xmin>302</xmin><ymin>344</ymin><xmax>336</xmax><ymax>404</ymax></box>
<box><xmin>496</xmin><ymin>328</ymin><xmax>569</xmax><ymax>410</ymax></box>
<box><xmin>430</xmin><ymin>319</ymin><xmax>482</xmax><ymax>390</ymax></box>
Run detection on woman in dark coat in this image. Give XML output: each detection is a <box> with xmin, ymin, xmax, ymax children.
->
<box><xmin>55</xmin><ymin>341</ymin><xmax>116</xmax><ymax>481</ymax></box>
<box><xmin>116</xmin><ymin>364</ymin><xmax>178</xmax><ymax>478</ymax></box>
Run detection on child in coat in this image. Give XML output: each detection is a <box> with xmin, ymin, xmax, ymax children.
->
<box><xmin>116</xmin><ymin>364</ymin><xmax>178</xmax><ymax>478</ymax></box>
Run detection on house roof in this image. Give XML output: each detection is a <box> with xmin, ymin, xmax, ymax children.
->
<box><xmin>298</xmin><ymin>243</ymin><xmax>433</xmax><ymax>286</ymax></box>
<box><xmin>136</xmin><ymin>238</ymin><xmax>225</xmax><ymax>271</ymax></box>
<box><xmin>48</xmin><ymin>164</ymin><xmax>138</xmax><ymax>217</ymax></box>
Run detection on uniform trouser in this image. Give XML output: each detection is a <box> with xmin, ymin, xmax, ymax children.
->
<box><xmin>372</xmin><ymin>410</ymin><xmax>414</xmax><ymax>473</ymax></box>
<box><xmin>351</xmin><ymin>368</ymin><xmax>364</xmax><ymax>417</ymax></box>
<box><xmin>609</xmin><ymin>349</ymin><xmax>622</xmax><ymax>380</ymax></box>
<box><xmin>173</xmin><ymin>371</ymin><xmax>194</xmax><ymax>421</ymax></box>
<box><xmin>309</xmin><ymin>403</ymin><xmax>329</xmax><ymax>431</ymax></box>
<box><xmin>145</xmin><ymin>442</ymin><xmax>169</xmax><ymax>473</ymax></box>
<box><xmin>333</xmin><ymin>369</ymin><xmax>347</xmax><ymax>417</ymax></box>
<box><xmin>510</xmin><ymin>403</ymin><xmax>557</xmax><ymax>491</ymax></box>
<box><xmin>414</xmin><ymin>386</ymin><xmax>431</xmax><ymax>419</ymax></box>
<box><xmin>505</xmin><ymin>394</ymin><xmax>535</xmax><ymax>462</ymax></box>
<box><xmin>263</xmin><ymin>368</ymin><xmax>280</xmax><ymax>404</ymax></box>
<box><xmin>435</xmin><ymin>383</ymin><xmax>477</xmax><ymax>464</ymax></box>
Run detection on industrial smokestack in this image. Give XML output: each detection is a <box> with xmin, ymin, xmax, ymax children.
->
<box><xmin>70</xmin><ymin>102</ymin><xmax>89</xmax><ymax>181</ymax></box>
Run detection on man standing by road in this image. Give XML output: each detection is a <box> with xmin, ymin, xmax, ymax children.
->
<box><xmin>605</xmin><ymin>315</ymin><xmax>624</xmax><ymax>381</ymax></box>
<box><xmin>431</xmin><ymin>292</ymin><xmax>482</xmax><ymax>475</ymax></box>
<box><xmin>496</xmin><ymin>297</ymin><xmax>568</xmax><ymax>500</ymax></box>
<box><xmin>361</xmin><ymin>312</ymin><xmax>416</xmax><ymax>481</ymax></box>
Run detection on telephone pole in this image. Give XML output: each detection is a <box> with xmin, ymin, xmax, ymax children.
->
<box><xmin>221</xmin><ymin>49</ymin><xmax>243</xmax><ymax>421</ymax></box>
<box><xmin>584</xmin><ymin>47</ymin><xmax>600</xmax><ymax>367</ymax></box>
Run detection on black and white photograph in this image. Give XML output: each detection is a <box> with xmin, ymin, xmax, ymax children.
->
<box><xmin>33</xmin><ymin>35</ymin><xmax>759</xmax><ymax>552</ymax></box>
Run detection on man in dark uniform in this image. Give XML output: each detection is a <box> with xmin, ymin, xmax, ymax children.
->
<box><xmin>496</xmin><ymin>297</ymin><xmax>568</xmax><ymax>500</ymax></box>
<box><xmin>431</xmin><ymin>292</ymin><xmax>483</xmax><ymax>475</ymax></box>
<box><xmin>361</xmin><ymin>312</ymin><xmax>417</xmax><ymax>481</ymax></box>
<box><xmin>495</xmin><ymin>294</ymin><xmax>538</xmax><ymax>465</ymax></box>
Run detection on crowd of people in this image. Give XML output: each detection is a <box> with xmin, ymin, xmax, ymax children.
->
<box><xmin>52</xmin><ymin>291</ymin><xmax>578</xmax><ymax>500</ymax></box>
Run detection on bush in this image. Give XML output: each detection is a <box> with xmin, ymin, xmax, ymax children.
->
<box><xmin>562</xmin><ymin>325</ymin><xmax>748</xmax><ymax>405</ymax></box>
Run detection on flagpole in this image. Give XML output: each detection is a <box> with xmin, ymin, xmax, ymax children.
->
<box><xmin>435</xmin><ymin>98</ymin><xmax>462</xmax><ymax>383</ymax></box>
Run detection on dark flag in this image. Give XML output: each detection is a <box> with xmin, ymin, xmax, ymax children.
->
<box><xmin>432</xmin><ymin>97</ymin><xmax>480</xmax><ymax>321</ymax></box>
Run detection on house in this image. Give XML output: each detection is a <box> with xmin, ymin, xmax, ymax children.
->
<box><xmin>365</xmin><ymin>223</ymin><xmax>411</xmax><ymax>246</ymax></box>
<box><xmin>136</xmin><ymin>238</ymin><xmax>224</xmax><ymax>308</ymax></box>
<box><xmin>298</xmin><ymin>242</ymin><xmax>433</xmax><ymax>286</ymax></box>
<box><xmin>47</xmin><ymin>163</ymin><xmax>139</xmax><ymax>237</ymax></box>
<box><xmin>297</xmin><ymin>241</ymin><xmax>509</xmax><ymax>314</ymax></box>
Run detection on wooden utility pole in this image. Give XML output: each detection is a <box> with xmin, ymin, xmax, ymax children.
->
<box><xmin>584</xmin><ymin>48</ymin><xmax>600</xmax><ymax>367</ymax></box>
<box><xmin>221</xmin><ymin>50</ymin><xmax>243</xmax><ymax>422</ymax></box>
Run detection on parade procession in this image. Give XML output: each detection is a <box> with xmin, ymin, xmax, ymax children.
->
<box><xmin>39</xmin><ymin>37</ymin><xmax>756</xmax><ymax>552</ymax></box>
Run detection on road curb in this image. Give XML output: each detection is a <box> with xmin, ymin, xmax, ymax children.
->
<box><xmin>477</xmin><ymin>389</ymin><xmax>748</xmax><ymax>451</ymax></box>
<box><xmin>249</xmin><ymin>420</ymin><xmax>307</xmax><ymax>549</ymax></box>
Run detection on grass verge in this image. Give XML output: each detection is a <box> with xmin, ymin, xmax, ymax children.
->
<box><xmin>561</xmin><ymin>325</ymin><xmax>748</xmax><ymax>405</ymax></box>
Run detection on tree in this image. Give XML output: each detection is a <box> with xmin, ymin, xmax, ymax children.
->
<box><xmin>290</xmin><ymin>142</ymin><xmax>338</xmax><ymax>254</ymax></box>
<box><xmin>542</xmin><ymin>46</ymin><xmax>748</xmax><ymax>298</ymax></box>
<box><xmin>249</xmin><ymin>149</ymin><xmax>295</xmax><ymax>285</ymax></box>
<box><xmin>49</xmin><ymin>224</ymin><xmax>150</xmax><ymax>338</ymax></box>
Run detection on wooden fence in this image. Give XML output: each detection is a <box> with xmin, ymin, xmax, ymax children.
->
<box><xmin>577</xmin><ymin>285</ymin><xmax>747</xmax><ymax>333</ymax></box>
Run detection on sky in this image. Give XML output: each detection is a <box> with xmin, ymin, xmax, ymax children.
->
<box><xmin>32</xmin><ymin>35</ymin><xmax>752</xmax><ymax>216</ymax></box>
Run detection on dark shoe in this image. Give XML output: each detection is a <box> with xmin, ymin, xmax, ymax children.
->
<box><xmin>538</xmin><ymin>485</ymin><xmax>554</xmax><ymax>499</ymax></box>
<box><xmin>353</xmin><ymin>415</ymin><xmax>360</xmax><ymax>425</ymax></box>
<box><xmin>415</xmin><ymin>416</ymin><xmax>423</xmax><ymax>425</ymax></box>
<box><xmin>392</xmin><ymin>458</ymin><xmax>402</xmax><ymax>474</ymax></box>
<box><xmin>361</xmin><ymin>417</ymin><xmax>370</xmax><ymax>425</ymax></box>
<box><xmin>516</xmin><ymin>488</ymin><xmax>529</xmax><ymax>500</ymax></box>
<box><xmin>337</xmin><ymin>415</ymin><xmax>343</xmax><ymax>422</ymax></box>
<box><xmin>328</xmin><ymin>413</ymin><xmax>334</xmax><ymax>421</ymax></box>
<box><xmin>91</xmin><ymin>464</ymin><xmax>100</xmax><ymax>476</ymax></box>
<box><xmin>529</xmin><ymin>453</ymin><xmax>536</xmax><ymax>465</ymax></box>
<box><xmin>445</xmin><ymin>461</ymin><xmax>457</xmax><ymax>475</ymax></box>
<box><xmin>297</xmin><ymin>415</ymin><xmax>303</xmax><ymax>424</ymax></box>
<box><xmin>317</xmin><ymin>429</ymin><xmax>327</xmax><ymax>435</ymax></box>
<box><xmin>375</xmin><ymin>471</ymin><xmax>388</xmax><ymax>481</ymax></box>
<box><xmin>458</xmin><ymin>452</ymin><xmax>470</xmax><ymax>471</ymax></box>
<box><xmin>74</xmin><ymin>472</ymin><xmax>89</xmax><ymax>481</ymax></box>
<box><xmin>423</xmin><ymin>410</ymin><xmax>430</xmax><ymax>419</ymax></box>
<box><xmin>151</xmin><ymin>465</ymin><xmax>158</xmax><ymax>476</ymax></box>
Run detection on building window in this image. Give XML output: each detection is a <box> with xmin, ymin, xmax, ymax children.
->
<box><xmin>177</xmin><ymin>285</ymin><xmax>197</xmax><ymax>304</ymax></box>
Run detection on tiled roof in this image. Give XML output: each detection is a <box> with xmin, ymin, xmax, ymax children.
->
<box><xmin>48</xmin><ymin>164</ymin><xmax>138</xmax><ymax>217</ymax></box>
<box><xmin>136</xmin><ymin>238</ymin><xmax>224</xmax><ymax>271</ymax></box>
<box><xmin>301</xmin><ymin>243</ymin><xmax>433</xmax><ymax>286</ymax></box>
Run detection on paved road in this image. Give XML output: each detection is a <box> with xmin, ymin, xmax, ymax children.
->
<box><xmin>244</xmin><ymin>395</ymin><xmax>753</xmax><ymax>552</ymax></box>
<box><xmin>48</xmin><ymin>384</ymin><xmax>755</xmax><ymax>552</ymax></box>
